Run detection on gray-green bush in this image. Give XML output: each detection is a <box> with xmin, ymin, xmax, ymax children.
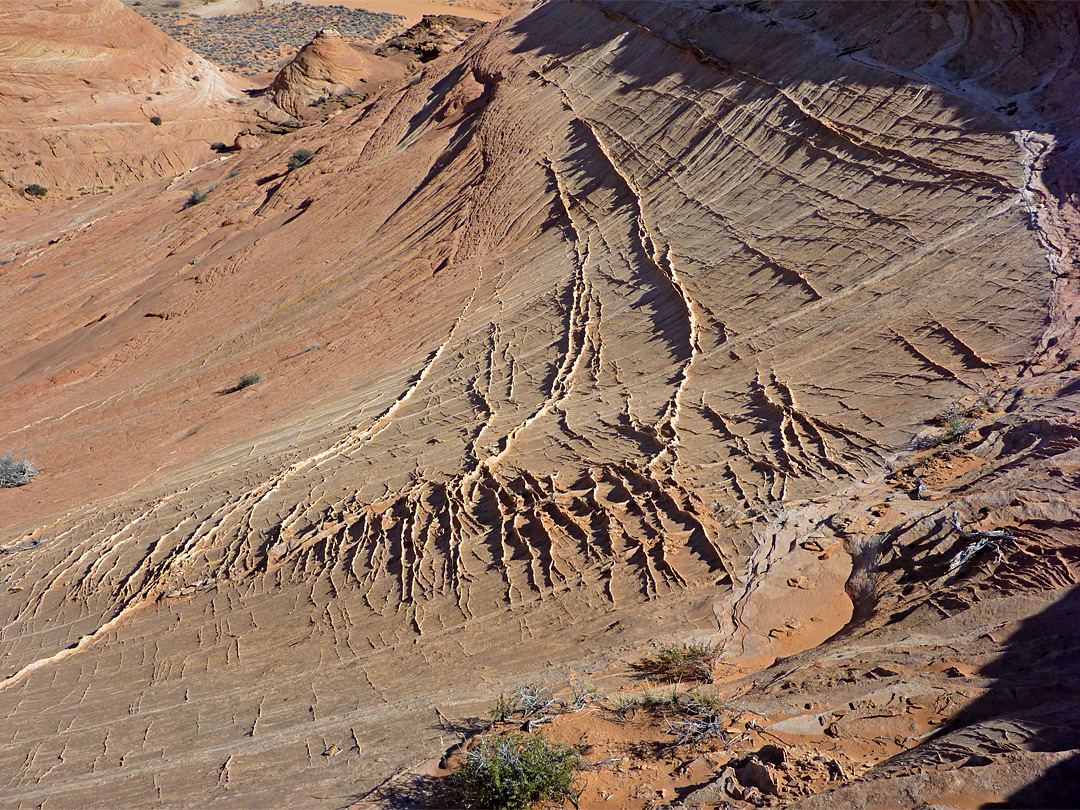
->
<box><xmin>288</xmin><ymin>148</ymin><xmax>314</xmax><ymax>170</ymax></box>
<box><xmin>185</xmin><ymin>188</ymin><xmax>207</xmax><ymax>208</ymax></box>
<box><xmin>453</xmin><ymin>732</ymin><xmax>581</xmax><ymax>810</ymax></box>
<box><xmin>649</xmin><ymin>641</ymin><xmax>721</xmax><ymax>682</ymax></box>
<box><xmin>0</xmin><ymin>453</ymin><xmax>38</xmax><ymax>488</ymax></box>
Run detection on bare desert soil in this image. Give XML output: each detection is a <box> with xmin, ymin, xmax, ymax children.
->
<box><xmin>2</xmin><ymin>0</ymin><xmax>1080</xmax><ymax>808</ymax></box>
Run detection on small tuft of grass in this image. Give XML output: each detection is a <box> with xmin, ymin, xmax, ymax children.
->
<box><xmin>453</xmin><ymin>732</ymin><xmax>581</xmax><ymax>810</ymax></box>
<box><xmin>237</xmin><ymin>372</ymin><xmax>261</xmax><ymax>389</ymax></box>
<box><xmin>647</xmin><ymin>641</ymin><xmax>721</xmax><ymax>683</ymax></box>
<box><xmin>24</xmin><ymin>183</ymin><xmax>47</xmax><ymax>198</ymax></box>
<box><xmin>569</xmin><ymin>682</ymin><xmax>600</xmax><ymax>711</ymax></box>
<box><xmin>0</xmin><ymin>453</ymin><xmax>39</xmax><ymax>488</ymax></box>
<box><xmin>612</xmin><ymin>693</ymin><xmax>638</xmax><ymax>716</ymax></box>
<box><xmin>287</xmin><ymin>148</ymin><xmax>314</xmax><ymax>171</ymax></box>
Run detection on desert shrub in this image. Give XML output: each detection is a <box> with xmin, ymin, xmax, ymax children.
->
<box><xmin>488</xmin><ymin>693</ymin><xmax>516</xmax><ymax>723</ymax></box>
<box><xmin>933</xmin><ymin>404</ymin><xmax>975</xmax><ymax>446</ymax></box>
<box><xmin>210</xmin><ymin>141</ymin><xmax>228</xmax><ymax>152</ymax></box>
<box><xmin>150</xmin><ymin>115</ymin><xmax>163</xmax><ymax>126</ymax></box>
<box><xmin>184</xmin><ymin>188</ymin><xmax>207</xmax><ymax>208</ymax></box>
<box><xmin>453</xmin><ymin>732</ymin><xmax>581</xmax><ymax>810</ymax></box>
<box><xmin>24</xmin><ymin>184</ymin><xmax>47</xmax><ymax>198</ymax></box>
<box><xmin>0</xmin><ymin>453</ymin><xmax>38</xmax><ymax>488</ymax></box>
<box><xmin>649</xmin><ymin>641</ymin><xmax>721</xmax><ymax>682</ymax></box>
<box><xmin>515</xmin><ymin>684</ymin><xmax>558</xmax><ymax>718</ymax></box>
<box><xmin>237</xmin><ymin>372</ymin><xmax>261</xmax><ymax>389</ymax></box>
<box><xmin>287</xmin><ymin>148</ymin><xmax>314</xmax><ymax>170</ymax></box>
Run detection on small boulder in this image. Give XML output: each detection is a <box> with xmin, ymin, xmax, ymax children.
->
<box><xmin>735</xmin><ymin>757</ymin><xmax>778</xmax><ymax>796</ymax></box>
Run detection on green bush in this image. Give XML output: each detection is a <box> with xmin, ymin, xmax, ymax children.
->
<box><xmin>237</xmin><ymin>372</ymin><xmax>261</xmax><ymax>389</ymax></box>
<box><xmin>0</xmin><ymin>453</ymin><xmax>38</xmax><ymax>487</ymax></box>
<box><xmin>185</xmin><ymin>188</ymin><xmax>207</xmax><ymax>208</ymax></box>
<box><xmin>453</xmin><ymin>732</ymin><xmax>581</xmax><ymax>810</ymax></box>
<box><xmin>150</xmin><ymin>115</ymin><xmax>163</xmax><ymax>126</ymax></box>
<box><xmin>288</xmin><ymin>148</ymin><xmax>314</xmax><ymax>170</ymax></box>
<box><xmin>24</xmin><ymin>184</ymin><xmax>47</xmax><ymax>198</ymax></box>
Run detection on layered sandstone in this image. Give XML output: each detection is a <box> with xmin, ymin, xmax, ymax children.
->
<box><xmin>1</xmin><ymin>1</ymin><xmax>1078</xmax><ymax>807</ymax></box>
<box><xmin>0</xmin><ymin>0</ymin><xmax>251</xmax><ymax>217</ymax></box>
<box><xmin>270</xmin><ymin>29</ymin><xmax>407</xmax><ymax>117</ymax></box>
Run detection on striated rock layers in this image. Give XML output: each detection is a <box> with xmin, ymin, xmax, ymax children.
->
<box><xmin>270</xmin><ymin>29</ymin><xmax>407</xmax><ymax>118</ymax></box>
<box><xmin>0</xmin><ymin>0</ymin><xmax>1079</xmax><ymax>807</ymax></box>
<box><xmin>0</xmin><ymin>0</ymin><xmax>250</xmax><ymax>216</ymax></box>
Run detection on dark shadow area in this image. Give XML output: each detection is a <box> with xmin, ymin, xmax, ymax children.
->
<box><xmin>922</xmin><ymin>583</ymin><xmax>1080</xmax><ymax>808</ymax></box>
<box><xmin>337</xmin><ymin>774</ymin><xmax>446</xmax><ymax>810</ymax></box>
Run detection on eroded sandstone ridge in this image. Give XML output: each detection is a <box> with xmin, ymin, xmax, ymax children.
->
<box><xmin>1</xmin><ymin>0</ymin><xmax>1078</xmax><ymax>807</ymax></box>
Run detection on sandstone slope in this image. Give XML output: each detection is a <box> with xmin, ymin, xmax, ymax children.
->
<box><xmin>0</xmin><ymin>1</ymin><xmax>1078</xmax><ymax>807</ymax></box>
<box><xmin>0</xmin><ymin>0</ymin><xmax>251</xmax><ymax>217</ymax></box>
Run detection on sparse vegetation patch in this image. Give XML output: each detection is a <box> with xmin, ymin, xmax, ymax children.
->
<box><xmin>288</xmin><ymin>148</ymin><xmax>314</xmax><ymax>171</ymax></box>
<box><xmin>453</xmin><ymin>732</ymin><xmax>581</xmax><ymax>810</ymax></box>
<box><xmin>24</xmin><ymin>184</ymin><xmax>47</xmax><ymax>198</ymax></box>
<box><xmin>0</xmin><ymin>453</ymin><xmax>39</xmax><ymax>488</ymax></box>
<box><xmin>184</xmin><ymin>188</ymin><xmax>207</xmax><ymax>208</ymax></box>
<box><xmin>935</xmin><ymin>404</ymin><xmax>975</xmax><ymax>446</ymax></box>
<box><xmin>644</xmin><ymin>641</ymin><xmax>722</xmax><ymax>682</ymax></box>
<box><xmin>237</xmin><ymin>372</ymin><xmax>262</xmax><ymax>389</ymax></box>
<box><xmin>139</xmin><ymin>3</ymin><xmax>402</xmax><ymax>74</ymax></box>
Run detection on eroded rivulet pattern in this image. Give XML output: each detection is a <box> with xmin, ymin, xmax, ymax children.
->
<box><xmin>0</xmin><ymin>0</ymin><xmax>1070</xmax><ymax>805</ymax></box>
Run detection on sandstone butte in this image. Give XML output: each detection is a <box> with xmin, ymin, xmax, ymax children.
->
<box><xmin>270</xmin><ymin>28</ymin><xmax>407</xmax><ymax>118</ymax></box>
<box><xmin>1</xmin><ymin>0</ymin><xmax>1079</xmax><ymax>808</ymax></box>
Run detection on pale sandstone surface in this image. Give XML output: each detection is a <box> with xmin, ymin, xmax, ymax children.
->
<box><xmin>0</xmin><ymin>0</ymin><xmax>253</xmax><ymax>218</ymax></box>
<box><xmin>0</xmin><ymin>0</ymin><xmax>1078</xmax><ymax>807</ymax></box>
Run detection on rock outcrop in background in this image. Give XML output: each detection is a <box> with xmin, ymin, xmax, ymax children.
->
<box><xmin>270</xmin><ymin>29</ymin><xmax>406</xmax><ymax>117</ymax></box>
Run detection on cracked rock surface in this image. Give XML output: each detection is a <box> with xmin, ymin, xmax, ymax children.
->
<box><xmin>1</xmin><ymin>0</ymin><xmax>1079</xmax><ymax>807</ymax></box>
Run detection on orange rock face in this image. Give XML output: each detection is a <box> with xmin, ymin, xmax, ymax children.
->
<box><xmin>1</xmin><ymin>1</ymin><xmax>1079</xmax><ymax>808</ymax></box>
